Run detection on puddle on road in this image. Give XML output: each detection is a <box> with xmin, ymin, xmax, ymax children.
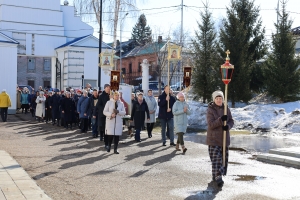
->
<box><xmin>234</xmin><ymin>175</ymin><xmax>266</xmax><ymax>181</ymax></box>
<box><xmin>184</xmin><ymin>132</ymin><xmax>300</xmax><ymax>153</ymax></box>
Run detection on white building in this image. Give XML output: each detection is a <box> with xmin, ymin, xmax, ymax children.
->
<box><xmin>0</xmin><ymin>0</ymin><xmax>112</xmax><ymax>113</ymax></box>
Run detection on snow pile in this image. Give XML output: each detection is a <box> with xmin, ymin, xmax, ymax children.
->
<box><xmin>187</xmin><ymin>100</ymin><xmax>300</xmax><ymax>135</ymax></box>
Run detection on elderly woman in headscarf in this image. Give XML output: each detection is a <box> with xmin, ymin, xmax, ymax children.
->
<box><xmin>144</xmin><ymin>89</ymin><xmax>157</xmax><ymax>138</ymax></box>
<box><xmin>172</xmin><ymin>92</ymin><xmax>191</xmax><ymax>154</ymax></box>
<box><xmin>103</xmin><ymin>91</ymin><xmax>126</xmax><ymax>154</ymax></box>
<box><xmin>35</xmin><ymin>91</ymin><xmax>46</xmax><ymax>122</ymax></box>
<box><xmin>206</xmin><ymin>90</ymin><xmax>234</xmax><ymax>187</ymax></box>
<box><xmin>61</xmin><ymin>91</ymin><xmax>76</xmax><ymax>129</ymax></box>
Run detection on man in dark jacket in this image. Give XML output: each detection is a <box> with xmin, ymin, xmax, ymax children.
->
<box><xmin>86</xmin><ymin>89</ymin><xmax>99</xmax><ymax>138</ymax></box>
<box><xmin>93</xmin><ymin>84</ymin><xmax>111</xmax><ymax>148</ymax></box>
<box><xmin>49</xmin><ymin>89</ymin><xmax>61</xmax><ymax>126</ymax></box>
<box><xmin>158</xmin><ymin>85</ymin><xmax>176</xmax><ymax>146</ymax></box>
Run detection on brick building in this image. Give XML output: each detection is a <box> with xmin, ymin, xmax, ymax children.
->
<box><xmin>116</xmin><ymin>40</ymin><xmax>167</xmax><ymax>86</ymax></box>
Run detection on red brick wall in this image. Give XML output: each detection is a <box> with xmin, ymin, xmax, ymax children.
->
<box><xmin>117</xmin><ymin>54</ymin><xmax>158</xmax><ymax>86</ymax></box>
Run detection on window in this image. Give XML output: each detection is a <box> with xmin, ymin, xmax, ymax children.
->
<box><xmin>43</xmin><ymin>80</ymin><xmax>50</xmax><ymax>88</ymax></box>
<box><xmin>122</xmin><ymin>68</ymin><xmax>126</xmax><ymax>74</ymax></box>
<box><xmin>44</xmin><ymin>59</ymin><xmax>51</xmax><ymax>71</ymax></box>
<box><xmin>28</xmin><ymin>58</ymin><xmax>35</xmax><ymax>70</ymax></box>
<box><xmin>138</xmin><ymin>62</ymin><xmax>141</xmax><ymax>72</ymax></box>
<box><xmin>28</xmin><ymin>80</ymin><xmax>35</xmax><ymax>88</ymax></box>
<box><xmin>129</xmin><ymin>63</ymin><xmax>132</xmax><ymax>73</ymax></box>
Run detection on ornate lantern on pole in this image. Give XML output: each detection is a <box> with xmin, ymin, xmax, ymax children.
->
<box><xmin>220</xmin><ymin>50</ymin><xmax>234</xmax><ymax>167</ymax></box>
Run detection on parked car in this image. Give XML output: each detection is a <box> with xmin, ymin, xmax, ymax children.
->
<box><xmin>134</xmin><ymin>81</ymin><xmax>165</xmax><ymax>96</ymax></box>
<box><xmin>170</xmin><ymin>81</ymin><xmax>183</xmax><ymax>91</ymax></box>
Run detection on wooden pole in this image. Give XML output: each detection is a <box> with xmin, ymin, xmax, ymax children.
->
<box><xmin>167</xmin><ymin>59</ymin><xmax>170</xmax><ymax>109</ymax></box>
<box><xmin>223</xmin><ymin>84</ymin><xmax>228</xmax><ymax>167</ymax></box>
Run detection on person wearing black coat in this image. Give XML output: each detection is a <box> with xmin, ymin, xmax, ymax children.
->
<box><xmin>128</xmin><ymin>93</ymin><xmax>136</xmax><ymax>136</ymax></box>
<box><xmin>61</xmin><ymin>92</ymin><xmax>76</xmax><ymax>129</ymax></box>
<box><xmin>93</xmin><ymin>84</ymin><xmax>110</xmax><ymax>147</ymax></box>
<box><xmin>131</xmin><ymin>93</ymin><xmax>150</xmax><ymax>142</ymax></box>
<box><xmin>49</xmin><ymin>90</ymin><xmax>61</xmax><ymax>126</ymax></box>
<box><xmin>86</xmin><ymin>89</ymin><xmax>99</xmax><ymax>138</ymax></box>
<box><xmin>45</xmin><ymin>92</ymin><xmax>52</xmax><ymax>123</ymax></box>
<box><xmin>158</xmin><ymin>85</ymin><xmax>176</xmax><ymax>146</ymax></box>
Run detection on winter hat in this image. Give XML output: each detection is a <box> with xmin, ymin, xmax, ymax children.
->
<box><xmin>177</xmin><ymin>92</ymin><xmax>185</xmax><ymax>99</ymax></box>
<box><xmin>212</xmin><ymin>90</ymin><xmax>224</xmax><ymax>100</ymax></box>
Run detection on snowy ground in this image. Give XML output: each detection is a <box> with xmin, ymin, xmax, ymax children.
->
<box><xmin>187</xmin><ymin>100</ymin><xmax>300</xmax><ymax>135</ymax></box>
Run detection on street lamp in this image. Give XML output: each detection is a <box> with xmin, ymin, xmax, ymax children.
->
<box><xmin>120</xmin><ymin>12</ymin><xmax>128</xmax><ymax>83</ymax></box>
<box><xmin>220</xmin><ymin>50</ymin><xmax>234</xmax><ymax>167</ymax></box>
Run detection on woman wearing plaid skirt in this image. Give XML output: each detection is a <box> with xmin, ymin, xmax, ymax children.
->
<box><xmin>206</xmin><ymin>91</ymin><xmax>234</xmax><ymax>187</ymax></box>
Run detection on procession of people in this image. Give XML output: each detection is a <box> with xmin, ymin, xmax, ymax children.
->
<box><xmin>7</xmin><ymin>82</ymin><xmax>234</xmax><ymax>187</ymax></box>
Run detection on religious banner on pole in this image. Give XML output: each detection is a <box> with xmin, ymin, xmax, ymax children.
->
<box><xmin>167</xmin><ymin>44</ymin><xmax>182</xmax><ymax>61</ymax></box>
<box><xmin>99</xmin><ymin>50</ymin><xmax>114</xmax><ymax>68</ymax></box>
<box><xmin>183</xmin><ymin>67</ymin><xmax>192</xmax><ymax>88</ymax></box>
<box><xmin>110</xmin><ymin>70</ymin><xmax>120</xmax><ymax>91</ymax></box>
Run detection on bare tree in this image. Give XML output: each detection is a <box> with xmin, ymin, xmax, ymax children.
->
<box><xmin>73</xmin><ymin>0</ymin><xmax>138</xmax><ymax>49</ymax></box>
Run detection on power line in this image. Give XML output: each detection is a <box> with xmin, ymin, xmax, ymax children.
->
<box><xmin>79</xmin><ymin>5</ymin><xmax>180</xmax><ymax>15</ymax></box>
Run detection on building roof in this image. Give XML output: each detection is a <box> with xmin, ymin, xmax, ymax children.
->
<box><xmin>0</xmin><ymin>32</ymin><xmax>19</xmax><ymax>44</ymax></box>
<box><xmin>292</xmin><ymin>26</ymin><xmax>300</xmax><ymax>35</ymax></box>
<box><xmin>122</xmin><ymin>41</ymin><xmax>167</xmax><ymax>58</ymax></box>
<box><xmin>55</xmin><ymin>34</ymin><xmax>112</xmax><ymax>49</ymax></box>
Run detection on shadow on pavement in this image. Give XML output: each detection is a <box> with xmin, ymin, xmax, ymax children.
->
<box><xmin>184</xmin><ymin>181</ymin><xmax>221</xmax><ymax>200</ymax></box>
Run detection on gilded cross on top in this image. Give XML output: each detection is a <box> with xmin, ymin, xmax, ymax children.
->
<box><xmin>225</xmin><ymin>50</ymin><xmax>230</xmax><ymax>58</ymax></box>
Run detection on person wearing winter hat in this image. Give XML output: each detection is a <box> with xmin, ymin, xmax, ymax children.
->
<box><xmin>0</xmin><ymin>89</ymin><xmax>12</xmax><ymax>122</ymax></box>
<box><xmin>172</xmin><ymin>92</ymin><xmax>190</xmax><ymax>154</ymax></box>
<box><xmin>206</xmin><ymin>90</ymin><xmax>234</xmax><ymax>187</ymax></box>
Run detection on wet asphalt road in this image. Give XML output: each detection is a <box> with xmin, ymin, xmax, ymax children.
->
<box><xmin>0</xmin><ymin>113</ymin><xmax>300</xmax><ymax>200</ymax></box>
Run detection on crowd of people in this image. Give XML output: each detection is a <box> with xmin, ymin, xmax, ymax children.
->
<box><xmin>7</xmin><ymin>83</ymin><xmax>234</xmax><ymax>187</ymax></box>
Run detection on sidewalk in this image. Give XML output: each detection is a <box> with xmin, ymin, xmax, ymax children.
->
<box><xmin>0</xmin><ymin>150</ymin><xmax>51</xmax><ymax>200</ymax></box>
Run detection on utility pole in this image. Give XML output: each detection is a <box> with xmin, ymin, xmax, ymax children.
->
<box><xmin>277</xmin><ymin>0</ymin><xmax>279</xmax><ymax>33</ymax></box>
<box><xmin>120</xmin><ymin>13</ymin><xmax>128</xmax><ymax>83</ymax></box>
<box><xmin>180</xmin><ymin>0</ymin><xmax>183</xmax><ymax>90</ymax></box>
<box><xmin>98</xmin><ymin>0</ymin><xmax>103</xmax><ymax>90</ymax></box>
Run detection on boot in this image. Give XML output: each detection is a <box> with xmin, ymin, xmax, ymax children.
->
<box><xmin>107</xmin><ymin>145</ymin><xmax>111</xmax><ymax>152</ymax></box>
<box><xmin>182</xmin><ymin>145</ymin><xmax>187</xmax><ymax>155</ymax></box>
<box><xmin>114</xmin><ymin>144</ymin><xmax>119</xmax><ymax>154</ymax></box>
<box><xmin>128</xmin><ymin>129</ymin><xmax>132</xmax><ymax>136</ymax></box>
<box><xmin>176</xmin><ymin>144</ymin><xmax>181</xmax><ymax>151</ymax></box>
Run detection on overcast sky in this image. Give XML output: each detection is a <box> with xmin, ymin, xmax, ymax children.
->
<box><xmin>61</xmin><ymin>0</ymin><xmax>300</xmax><ymax>44</ymax></box>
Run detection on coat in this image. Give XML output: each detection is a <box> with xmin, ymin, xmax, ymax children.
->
<box><xmin>158</xmin><ymin>91</ymin><xmax>176</xmax><ymax>120</ymax></box>
<box><xmin>77</xmin><ymin>96</ymin><xmax>89</xmax><ymax>119</ymax></box>
<box><xmin>206</xmin><ymin>102</ymin><xmax>234</xmax><ymax>147</ymax></box>
<box><xmin>172</xmin><ymin>100</ymin><xmax>191</xmax><ymax>134</ymax></box>
<box><xmin>131</xmin><ymin>100</ymin><xmax>150</xmax><ymax>130</ymax></box>
<box><xmin>93</xmin><ymin>91</ymin><xmax>110</xmax><ymax>126</ymax></box>
<box><xmin>86</xmin><ymin>95</ymin><xmax>98</xmax><ymax>118</ymax></box>
<box><xmin>30</xmin><ymin>95</ymin><xmax>37</xmax><ymax>109</ymax></box>
<box><xmin>103</xmin><ymin>99</ymin><xmax>126</xmax><ymax>136</ymax></box>
<box><xmin>17</xmin><ymin>91</ymin><xmax>21</xmax><ymax>109</ymax></box>
<box><xmin>49</xmin><ymin>94</ymin><xmax>61</xmax><ymax>119</ymax></box>
<box><xmin>35</xmin><ymin>96</ymin><xmax>46</xmax><ymax>117</ymax></box>
<box><xmin>61</xmin><ymin>97</ymin><xmax>76</xmax><ymax>122</ymax></box>
<box><xmin>144</xmin><ymin>95</ymin><xmax>157</xmax><ymax>123</ymax></box>
<box><xmin>0</xmin><ymin>92</ymin><xmax>12</xmax><ymax>108</ymax></box>
<box><xmin>20</xmin><ymin>92</ymin><xmax>29</xmax><ymax>105</ymax></box>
